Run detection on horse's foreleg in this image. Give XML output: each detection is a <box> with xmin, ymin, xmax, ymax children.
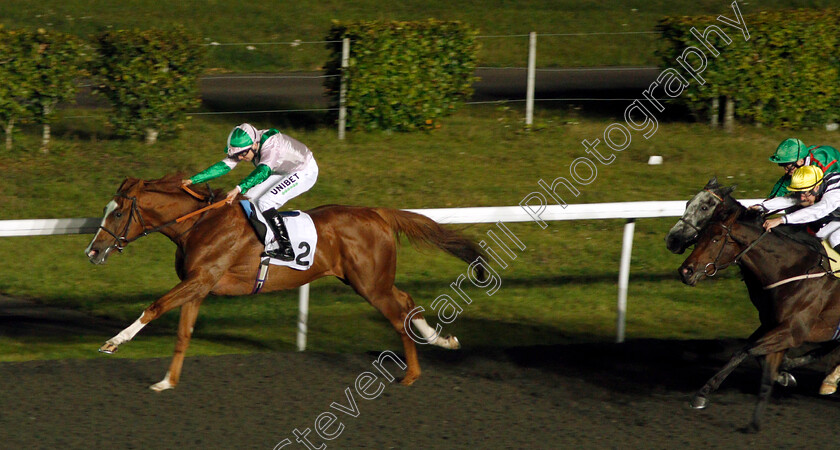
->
<box><xmin>99</xmin><ymin>270</ymin><xmax>216</xmax><ymax>354</ymax></box>
<box><xmin>691</xmin><ymin>349</ymin><xmax>750</xmax><ymax>409</ymax></box>
<box><xmin>150</xmin><ymin>299</ymin><xmax>204</xmax><ymax>392</ymax></box>
<box><xmin>748</xmin><ymin>351</ymin><xmax>784</xmax><ymax>433</ymax></box>
<box><xmin>98</xmin><ymin>312</ymin><xmax>149</xmax><ymax>354</ymax></box>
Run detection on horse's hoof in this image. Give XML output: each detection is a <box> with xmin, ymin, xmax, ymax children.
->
<box><xmin>776</xmin><ymin>371</ymin><xmax>797</xmax><ymax>387</ymax></box>
<box><xmin>150</xmin><ymin>380</ymin><xmax>174</xmax><ymax>392</ymax></box>
<box><xmin>447</xmin><ymin>335</ymin><xmax>461</xmax><ymax>350</ymax></box>
<box><xmin>819</xmin><ymin>382</ymin><xmax>837</xmax><ymax>396</ymax></box>
<box><xmin>98</xmin><ymin>343</ymin><xmax>118</xmax><ymax>354</ymax></box>
<box><xmin>400</xmin><ymin>374</ymin><xmax>419</xmax><ymax>386</ymax></box>
<box><xmin>743</xmin><ymin>422</ymin><xmax>760</xmax><ymax>434</ymax></box>
<box><xmin>690</xmin><ymin>396</ymin><xmax>708</xmax><ymax>410</ymax></box>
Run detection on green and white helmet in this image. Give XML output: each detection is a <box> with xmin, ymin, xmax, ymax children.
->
<box><xmin>769</xmin><ymin>138</ymin><xmax>807</xmax><ymax>163</ymax></box>
<box><xmin>226</xmin><ymin>123</ymin><xmax>258</xmax><ymax>156</ymax></box>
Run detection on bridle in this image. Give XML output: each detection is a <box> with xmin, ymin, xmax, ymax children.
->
<box><xmin>96</xmin><ymin>193</ymin><xmax>147</xmax><ymax>255</ymax></box>
<box><xmin>700</xmin><ymin>218</ymin><xmax>768</xmax><ymax>277</ymax></box>
<box><xmin>96</xmin><ymin>185</ymin><xmax>222</xmax><ymax>255</ymax></box>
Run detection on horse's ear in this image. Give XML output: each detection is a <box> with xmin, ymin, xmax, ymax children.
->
<box><xmin>705</xmin><ymin>176</ymin><xmax>719</xmax><ymax>188</ymax></box>
<box><xmin>722</xmin><ymin>185</ymin><xmax>737</xmax><ymax>196</ymax></box>
<box><xmin>117</xmin><ymin>177</ymin><xmax>140</xmax><ymax>193</ymax></box>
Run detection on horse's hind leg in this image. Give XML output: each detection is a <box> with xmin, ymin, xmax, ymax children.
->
<box><xmin>777</xmin><ymin>342</ymin><xmax>839</xmax><ymax>388</ymax></box>
<box><xmin>401</xmin><ymin>289</ymin><xmax>460</xmax><ymax>350</ymax></box>
<box><xmin>352</xmin><ymin>283</ymin><xmax>426</xmax><ymax>385</ymax></box>
<box><xmin>380</xmin><ymin>287</ymin><xmax>423</xmax><ymax>385</ymax></box>
<box><xmin>150</xmin><ymin>299</ymin><xmax>204</xmax><ymax>392</ymax></box>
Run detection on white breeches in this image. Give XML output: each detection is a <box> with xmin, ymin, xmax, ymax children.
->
<box><xmin>816</xmin><ymin>221</ymin><xmax>840</xmax><ymax>248</ymax></box>
<box><xmin>246</xmin><ymin>159</ymin><xmax>319</xmax><ymax>212</ymax></box>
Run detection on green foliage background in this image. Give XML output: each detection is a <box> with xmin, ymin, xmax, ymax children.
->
<box><xmin>91</xmin><ymin>28</ymin><xmax>206</xmax><ymax>140</ymax></box>
<box><xmin>0</xmin><ymin>27</ymin><xmax>87</xmax><ymax>149</ymax></box>
<box><xmin>325</xmin><ymin>20</ymin><xmax>479</xmax><ymax>131</ymax></box>
<box><xmin>658</xmin><ymin>9</ymin><xmax>840</xmax><ymax>128</ymax></box>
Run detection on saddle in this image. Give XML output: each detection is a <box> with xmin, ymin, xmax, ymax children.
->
<box><xmin>821</xmin><ymin>241</ymin><xmax>840</xmax><ymax>279</ymax></box>
<box><xmin>239</xmin><ymin>200</ymin><xmax>317</xmax><ymax>270</ymax></box>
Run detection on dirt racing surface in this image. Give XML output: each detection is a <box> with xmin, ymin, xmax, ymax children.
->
<box><xmin>1</xmin><ymin>339</ymin><xmax>840</xmax><ymax>449</ymax></box>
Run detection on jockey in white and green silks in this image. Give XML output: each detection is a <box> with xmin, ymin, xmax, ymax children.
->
<box><xmin>183</xmin><ymin>123</ymin><xmax>319</xmax><ymax>261</ymax></box>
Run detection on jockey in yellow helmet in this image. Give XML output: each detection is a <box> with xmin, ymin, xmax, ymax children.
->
<box><xmin>760</xmin><ymin>165</ymin><xmax>840</xmax><ymax>251</ymax></box>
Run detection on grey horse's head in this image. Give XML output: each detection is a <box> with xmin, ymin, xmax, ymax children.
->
<box><xmin>665</xmin><ymin>177</ymin><xmax>736</xmax><ymax>254</ymax></box>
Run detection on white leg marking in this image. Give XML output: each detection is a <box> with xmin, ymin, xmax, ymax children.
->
<box><xmin>150</xmin><ymin>371</ymin><xmax>173</xmax><ymax>392</ymax></box>
<box><xmin>108</xmin><ymin>313</ymin><xmax>147</xmax><ymax>346</ymax></box>
<box><xmin>411</xmin><ymin>318</ymin><xmax>440</xmax><ymax>344</ymax></box>
<box><xmin>412</xmin><ymin>317</ymin><xmax>460</xmax><ymax>349</ymax></box>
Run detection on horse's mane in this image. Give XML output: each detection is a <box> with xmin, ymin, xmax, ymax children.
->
<box><xmin>120</xmin><ymin>173</ymin><xmax>225</xmax><ymax>200</ymax></box>
<box><xmin>729</xmin><ymin>196</ymin><xmax>824</xmax><ymax>254</ymax></box>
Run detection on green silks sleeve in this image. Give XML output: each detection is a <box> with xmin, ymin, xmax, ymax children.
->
<box><xmin>768</xmin><ymin>175</ymin><xmax>790</xmax><ymax>198</ymax></box>
<box><xmin>189</xmin><ymin>161</ymin><xmax>232</xmax><ymax>184</ymax></box>
<box><xmin>238</xmin><ymin>164</ymin><xmax>273</xmax><ymax>193</ymax></box>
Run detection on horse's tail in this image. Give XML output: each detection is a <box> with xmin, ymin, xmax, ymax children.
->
<box><xmin>373</xmin><ymin>208</ymin><xmax>487</xmax><ymax>280</ymax></box>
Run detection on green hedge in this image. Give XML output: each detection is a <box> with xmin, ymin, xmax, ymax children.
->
<box><xmin>91</xmin><ymin>27</ymin><xmax>205</xmax><ymax>143</ymax></box>
<box><xmin>658</xmin><ymin>9</ymin><xmax>840</xmax><ymax>129</ymax></box>
<box><xmin>324</xmin><ymin>20</ymin><xmax>479</xmax><ymax>132</ymax></box>
<box><xmin>0</xmin><ymin>27</ymin><xmax>86</xmax><ymax>151</ymax></box>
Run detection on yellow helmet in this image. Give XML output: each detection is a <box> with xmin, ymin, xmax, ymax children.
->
<box><xmin>789</xmin><ymin>165</ymin><xmax>824</xmax><ymax>192</ymax></box>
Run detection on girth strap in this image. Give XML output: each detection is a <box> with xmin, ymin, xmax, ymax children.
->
<box><xmin>251</xmin><ymin>257</ymin><xmax>271</xmax><ymax>294</ymax></box>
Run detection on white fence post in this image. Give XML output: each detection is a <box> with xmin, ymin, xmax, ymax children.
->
<box><xmin>338</xmin><ymin>37</ymin><xmax>350</xmax><ymax>140</ymax></box>
<box><xmin>616</xmin><ymin>219</ymin><xmax>636</xmax><ymax>343</ymax></box>
<box><xmin>297</xmin><ymin>282</ymin><xmax>310</xmax><ymax>351</ymax></box>
<box><xmin>526</xmin><ymin>31</ymin><xmax>537</xmax><ymax>127</ymax></box>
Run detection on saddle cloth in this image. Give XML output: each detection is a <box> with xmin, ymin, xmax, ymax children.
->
<box><xmin>240</xmin><ymin>201</ymin><xmax>317</xmax><ymax>270</ymax></box>
<box><xmin>822</xmin><ymin>241</ymin><xmax>840</xmax><ymax>279</ymax></box>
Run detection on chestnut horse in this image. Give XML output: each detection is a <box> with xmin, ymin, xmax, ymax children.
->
<box><xmin>679</xmin><ymin>202</ymin><xmax>840</xmax><ymax>431</ymax></box>
<box><xmin>84</xmin><ymin>174</ymin><xmax>485</xmax><ymax>391</ymax></box>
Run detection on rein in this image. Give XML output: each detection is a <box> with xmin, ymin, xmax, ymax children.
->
<box><xmin>97</xmin><ymin>184</ymin><xmax>227</xmax><ymax>253</ymax></box>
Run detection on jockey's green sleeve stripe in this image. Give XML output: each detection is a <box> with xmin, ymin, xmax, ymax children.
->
<box><xmin>190</xmin><ymin>161</ymin><xmax>231</xmax><ymax>184</ymax></box>
<box><xmin>238</xmin><ymin>164</ymin><xmax>272</xmax><ymax>193</ymax></box>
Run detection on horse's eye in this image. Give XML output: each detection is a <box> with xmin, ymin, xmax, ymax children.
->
<box><xmin>701</xmin><ymin>206</ymin><xmax>709</xmax><ymax>211</ymax></box>
<box><xmin>114</xmin><ymin>212</ymin><xmax>123</xmax><ymax>218</ymax></box>
<box><xmin>712</xmin><ymin>238</ymin><xmax>719</xmax><ymax>243</ymax></box>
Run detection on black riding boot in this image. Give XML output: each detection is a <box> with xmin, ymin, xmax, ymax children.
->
<box><xmin>262</xmin><ymin>208</ymin><xmax>295</xmax><ymax>261</ymax></box>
